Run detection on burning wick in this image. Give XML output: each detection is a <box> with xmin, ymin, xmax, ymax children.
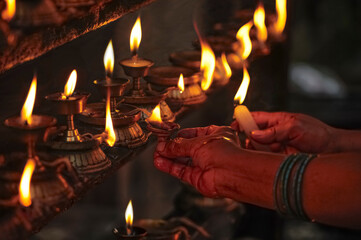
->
<box><xmin>130</xmin><ymin>16</ymin><xmax>142</xmax><ymax>59</ymax></box>
<box><xmin>62</xmin><ymin>69</ymin><xmax>77</xmax><ymax>100</ymax></box>
<box><xmin>234</xmin><ymin>66</ymin><xmax>269</xmax><ymax>151</ymax></box>
<box><xmin>236</xmin><ymin>21</ymin><xmax>253</xmax><ymax>61</ymax></box>
<box><xmin>178</xmin><ymin>73</ymin><xmax>184</xmax><ymax>94</ymax></box>
<box><xmin>146</xmin><ymin>105</ymin><xmax>180</xmax><ymax>140</ymax></box>
<box><xmin>125</xmin><ymin>200</ymin><xmax>134</xmax><ymax>235</ymax></box>
<box><xmin>254</xmin><ymin>3</ymin><xmax>268</xmax><ymax>43</ymax></box>
<box><xmin>21</xmin><ymin>74</ymin><xmax>37</xmax><ymax>126</ymax></box>
<box><xmin>19</xmin><ymin>158</ymin><xmax>36</xmax><ymax>207</ymax></box>
<box><xmin>104</xmin><ymin>40</ymin><xmax>114</xmax><ymax>81</ymax></box>
<box><xmin>104</xmin><ymin>88</ymin><xmax>116</xmax><ymax>147</ymax></box>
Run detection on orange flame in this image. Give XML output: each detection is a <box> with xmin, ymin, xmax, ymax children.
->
<box><xmin>125</xmin><ymin>200</ymin><xmax>133</xmax><ymax>235</ymax></box>
<box><xmin>21</xmin><ymin>74</ymin><xmax>37</xmax><ymax>126</ymax></box>
<box><xmin>200</xmin><ymin>41</ymin><xmax>216</xmax><ymax>91</ymax></box>
<box><xmin>234</xmin><ymin>66</ymin><xmax>250</xmax><ymax>105</ymax></box>
<box><xmin>130</xmin><ymin>16</ymin><xmax>142</xmax><ymax>55</ymax></box>
<box><xmin>103</xmin><ymin>40</ymin><xmax>114</xmax><ymax>77</ymax></box>
<box><xmin>2</xmin><ymin>0</ymin><xmax>16</xmax><ymax>22</ymax></box>
<box><xmin>254</xmin><ymin>3</ymin><xmax>268</xmax><ymax>42</ymax></box>
<box><xmin>148</xmin><ymin>104</ymin><xmax>162</xmax><ymax>123</ymax></box>
<box><xmin>63</xmin><ymin>70</ymin><xmax>77</xmax><ymax>97</ymax></box>
<box><xmin>274</xmin><ymin>0</ymin><xmax>287</xmax><ymax>34</ymax></box>
<box><xmin>178</xmin><ymin>74</ymin><xmax>184</xmax><ymax>93</ymax></box>
<box><xmin>221</xmin><ymin>52</ymin><xmax>232</xmax><ymax>79</ymax></box>
<box><xmin>104</xmin><ymin>91</ymin><xmax>116</xmax><ymax>147</ymax></box>
<box><xmin>236</xmin><ymin>21</ymin><xmax>253</xmax><ymax>60</ymax></box>
<box><xmin>19</xmin><ymin>158</ymin><xmax>36</xmax><ymax>207</ymax></box>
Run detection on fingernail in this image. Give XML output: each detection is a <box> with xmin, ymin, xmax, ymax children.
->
<box><xmin>157</xmin><ymin>141</ymin><xmax>166</xmax><ymax>152</ymax></box>
<box><xmin>251</xmin><ymin>130</ymin><xmax>262</xmax><ymax>136</ymax></box>
<box><xmin>154</xmin><ymin>158</ymin><xmax>164</xmax><ymax>168</ymax></box>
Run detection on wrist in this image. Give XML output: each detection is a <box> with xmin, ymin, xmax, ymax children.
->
<box><xmin>331</xmin><ymin>128</ymin><xmax>361</xmax><ymax>152</ymax></box>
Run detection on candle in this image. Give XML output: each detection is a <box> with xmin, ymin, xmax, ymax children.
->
<box><xmin>234</xmin><ymin>66</ymin><xmax>269</xmax><ymax>151</ymax></box>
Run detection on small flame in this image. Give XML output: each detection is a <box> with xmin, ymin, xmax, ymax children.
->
<box><xmin>20</xmin><ymin>74</ymin><xmax>37</xmax><ymax>126</ymax></box>
<box><xmin>178</xmin><ymin>74</ymin><xmax>185</xmax><ymax>93</ymax></box>
<box><xmin>236</xmin><ymin>21</ymin><xmax>253</xmax><ymax>60</ymax></box>
<box><xmin>130</xmin><ymin>16</ymin><xmax>142</xmax><ymax>55</ymax></box>
<box><xmin>104</xmin><ymin>90</ymin><xmax>116</xmax><ymax>147</ymax></box>
<box><xmin>234</xmin><ymin>66</ymin><xmax>250</xmax><ymax>105</ymax></box>
<box><xmin>148</xmin><ymin>104</ymin><xmax>162</xmax><ymax>123</ymax></box>
<box><xmin>274</xmin><ymin>0</ymin><xmax>287</xmax><ymax>34</ymax></box>
<box><xmin>200</xmin><ymin>41</ymin><xmax>216</xmax><ymax>91</ymax></box>
<box><xmin>221</xmin><ymin>52</ymin><xmax>232</xmax><ymax>79</ymax></box>
<box><xmin>63</xmin><ymin>70</ymin><xmax>77</xmax><ymax>97</ymax></box>
<box><xmin>125</xmin><ymin>200</ymin><xmax>133</xmax><ymax>235</ymax></box>
<box><xmin>2</xmin><ymin>0</ymin><xmax>16</xmax><ymax>22</ymax></box>
<box><xmin>19</xmin><ymin>158</ymin><xmax>36</xmax><ymax>207</ymax></box>
<box><xmin>254</xmin><ymin>3</ymin><xmax>268</xmax><ymax>42</ymax></box>
<box><xmin>103</xmin><ymin>40</ymin><xmax>114</xmax><ymax>77</ymax></box>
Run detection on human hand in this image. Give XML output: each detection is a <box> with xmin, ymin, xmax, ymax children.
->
<box><xmin>231</xmin><ymin>112</ymin><xmax>337</xmax><ymax>154</ymax></box>
<box><xmin>153</xmin><ymin>125</ymin><xmax>243</xmax><ymax>198</ymax></box>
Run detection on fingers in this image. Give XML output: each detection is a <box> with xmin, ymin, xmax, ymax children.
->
<box><xmin>230</xmin><ymin>121</ymin><xmax>241</xmax><ymax>131</ymax></box>
<box><xmin>250</xmin><ymin>125</ymin><xmax>290</xmax><ymax>144</ymax></box>
<box><xmin>251</xmin><ymin>111</ymin><xmax>291</xmax><ymax>129</ymax></box>
<box><xmin>156</xmin><ymin>137</ymin><xmax>199</xmax><ymax>158</ymax></box>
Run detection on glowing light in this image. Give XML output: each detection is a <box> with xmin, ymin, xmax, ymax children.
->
<box><xmin>236</xmin><ymin>21</ymin><xmax>253</xmax><ymax>60</ymax></box>
<box><xmin>221</xmin><ymin>52</ymin><xmax>232</xmax><ymax>79</ymax></box>
<box><xmin>104</xmin><ymin>90</ymin><xmax>116</xmax><ymax>147</ymax></box>
<box><xmin>19</xmin><ymin>158</ymin><xmax>36</xmax><ymax>207</ymax></box>
<box><xmin>2</xmin><ymin>0</ymin><xmax>16</xmax><ymax>22</ymax></box>
<box><xmin>254</xmin><ymin>3</ymin><xmax>268</xmax><ymax>42</ymax></box>
<box><xmin>63</xmin><ymin>70</ymin><xmax>77</xmax><ymax>97</ymax></box>
<box><xmin>130</xmin><ymin>16</ymin><xmax>142</xmax><ymax>55</ymax></box>
<box><xmin>178</xmin><ymin>74</ymin><xmax>185</xmax><ymax>93</ymax></box>
<box><xmin>234</xmin><ymin>66</ymin><xmax>250</xmax><ymax>105</ymax></box>
<box><xmin>125</xmin><ymin>200</ymin><xmax>133</xmax><ymax>235</ymax></box>
<box><xmin>20</xmin><ymin>74</ymin><xmax>37</xmax><ymax>126</ymax></box>
<box><xmin>148</xmin><ymin>104</ymin><xmax>162</xmax><ymax>123</ymax></box>
<box><xmin>200</xmin><ymin>41</ymin><xmax>216</xmax><ymax>91</ymax></box>
<box><xmin>103</xmin><ymin>40</ymin><xmax>114</xmax><ymax>77</ymax></box>
<box><xmin>274</xmin><ymin>0</ymin><xmax>287</xmax><ymax>34</ymax></box>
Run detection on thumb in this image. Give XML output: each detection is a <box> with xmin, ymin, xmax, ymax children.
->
<box><xmin>250</xmin><ymin>125</ymin><xmax>289</xmax><ymax>144</ymax></box>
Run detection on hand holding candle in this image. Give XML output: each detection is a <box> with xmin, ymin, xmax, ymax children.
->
<box><xmin>234</xmin><ymin>66</ymin><xmax>269</xmax><ymax>151</ymax></box>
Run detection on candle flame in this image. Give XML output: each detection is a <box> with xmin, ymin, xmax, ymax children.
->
<box><xmin>148</xmin><ymin>104</ymin><xmax>162</xmax><ymax>123</ymax></box>
<box><xmin>254</xmin><ymin>3</ymin><xmax>268</xmax><ymax>42</ymax></box>
<box><xmin>221</xmin><ymin>52</ymin><xmax>232</xmax><ymax>79</ymax></box>
<box><xmin>178</xmin><ymin>74</ymin><xmax>185</xmax><ymax>93</ymax></box>
<box><xmin>125</xmin><ymin>200</ymin><xmax>133</xmax><ymax>233</ymax></box>
<box><xmin>236</xmin><ymin>21</ymin><xmax>253</xmax><ymax>60</ymax></box>
<box><xmin>200</xmin><ymin>41</ymin><xmax>216</xmax><ymax>91</ymax></box>
<box><xmin>274</xmin><ymin>0</ymin><xmax>287</xmax><ymax>34</ymax></box>
<box><xmin>2</xmin><ymin>0</ymin><xmax>16</xmax><ymax>22</ymax></box>
<box><xmin>63</xmin><ymin>70</ymin><xmax>77</xmax><ymax>97</ymax></box>
<box><xmin>130</xmin><ymin>16</ymin><xmax>142</xmax><ymax>55</ymax></box>
<box><xmin>234</xmin><ymin>66</ymin><xmax>250</xmax><ymax>105</ymax></box>
<box><xmin>104</xmin><ymin>90</ymin><xmax>116</xmax><ymax>147</ymax></box>
<box><xmin>21</xmin><ymin>74</ymin><xmax>37</xmax><ymax>126</ymax></box>
<box><xmin>103</xmin><ymin>40</ymin><xmax>114</xmax><ymax>77</ymax></box>
<box><xmin>19</xmin><ymin>158</ymin><xmax>36</xmax><ymax>207</ymax></box>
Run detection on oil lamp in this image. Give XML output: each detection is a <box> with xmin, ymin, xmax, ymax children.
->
<box><xmin>145</xmin><ymin>66</ymin><xmax>207</xmax><ymax>106</ymax></box>
<box><xmin>233</xmin><ymin>66</ymin><xmax>269</xmax><ymax>151</ymax></box>
<box><xmin>80</xmin><ymin>39</ymin><xmax>148</xmax><ymax>148</ymax></box>
<box><xmin>146</xmin><ymin>105</ymin><xmax>180</xmax><ymax>141</ymax></box>
<box><xmin>120</xmin><ymin>16</ymin><xmax>174</xmax><ymax>122</ymax></box>
<box><xmin>169</xmin><ymin>50</ymin><xmax>201</xmax><ymax>71</ymax></box>
<box><xmin>45</xmin><ymin>69</ymin><xmax>90</xmax><ymax>142</ymax></box>
<box><xmin>113</xmin><ymin>200</ymin><xmax>147</xmax><ymax>239</ymax></box>
<box><xmin>192</xmin><ymin>34</ymin><xmax>236</xmax><ymax>56</ymax></box>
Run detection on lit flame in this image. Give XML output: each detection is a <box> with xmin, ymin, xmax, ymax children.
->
<box><xmin>221</xmin><ymin>52</ymin><xmax>232</xmax><ymax>79</ymax></box>
<box><xmin>2</xmin><ymin>0</ymin><xmax>16</xmax><ymax>22</ymax></box>
<box><xmin>130</xmin><ymin>16</ymin><xmax>142</xmax><ymax>55</ymax></box>
<box><xmin>178</xmin><ymin>74</ymin><xmax>184</xmax><ymax>93</ymax></box>
<box><xmin>19</xmin><ymin>158</ymin><xmax>36</xmax><ymax>207</ymax></box>
<box><xmin>148</xmin><ymin>104</ymin><xmax>162</xmax><ymax>123</ymax></box>
<box><xmin>274</xmin><ymin>0</ymin><xmax>287</xmax><ymax>34</ymax></box>
<box><xmin>200</xmin><ymin>41</ymin><xmax>216</xmax><ymax>91</ymax></box>
<box><xmin>125</xmin><ymin>200</ymin><xmax>133</xmax><ymax>235</ymax></box>
<box><xmin>103</xmin><ymin>40</ymin><xmax>114</xmax><ymax>77</ymax></box>
<box><xmin>63</xmin><ymin>70</ymin><xmax>77</xmax><ymax>97</ymax></box>
<box><xmin>234</xmin><ymin>66</ymin><xmax>250</xmax><ymax>105</ymax></box>
<box><xmin>236</xmin><ymin>21</ymin><xmax>253</xmax><ymax>60</ymax></box>
<box><xmin>20</xmin><ymin>74</ymin><xmax>37</xmax><ymax>126</ymax></box>
<box><xmin>254</xmin><ymin>3</ymin><xmax>268</xmax><ymax>42</ymax></box>
<box><xmin>104</xmin><ymin>90</ymin><xmax>116</xmax><ymax>147</ymax></box>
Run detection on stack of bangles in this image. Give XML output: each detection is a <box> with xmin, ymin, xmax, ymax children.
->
<box><xmin>273</xmin><ymin>153</ymin><xmax>318</xmax><ymax>220</ymax></box>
